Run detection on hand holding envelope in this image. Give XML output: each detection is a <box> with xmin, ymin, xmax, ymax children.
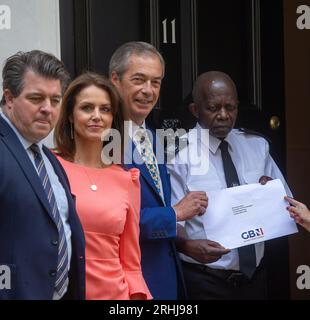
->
<box><xmin>202</xmin><ymin>179</ymin><xmax>298</xmax><ymax>250</ymax></box>
<box><xmin>178</xmin><ymin>238</ymin><xmax>231</xmax><ymax>264</ymax></box>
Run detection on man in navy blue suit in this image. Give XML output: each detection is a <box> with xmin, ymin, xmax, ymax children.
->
<box><xmin>0</xmin><ymin>50</ymin><xmax>85</xmax><ymax>300</ymax></box>
<box><xmin>110</xmin><ymin>42</ymin><xmax>208</xmax><ymax>300</ymax></box>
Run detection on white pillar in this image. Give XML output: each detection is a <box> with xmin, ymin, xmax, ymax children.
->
<box><xmin>0</xmin><ymin>0</ymin><xmax>61</xmax><ymax>147</ymax></box>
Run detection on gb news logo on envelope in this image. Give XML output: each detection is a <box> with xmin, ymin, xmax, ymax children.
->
<box><xmin>241</xmin><ymin>228</ymin><xmax>265</xmax><ymax>243</ymax></box>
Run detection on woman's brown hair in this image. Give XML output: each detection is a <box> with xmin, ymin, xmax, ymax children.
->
<box><xmin>54</xmin><ymin>72</ymin><xmax>125</xmax><ymax>161</ymax></box>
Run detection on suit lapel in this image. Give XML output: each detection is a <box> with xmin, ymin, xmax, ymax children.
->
<box><xmin>158</xmin><ymin>163</ymin><xmax>170</xmax><ymax>205</ymax></box>
<box><xmin>124</xmin><ymin>138</ymin><xmax>165</xmax><ymax>205</ymax></box>
<box><xmin>44</xmin><ymin>147</ymin><xmax>68</xmax><ymax>191</ymax></box>
<box><xmin>0</xmin><ymin>117</ymin><xmax>53</xmax><ymax>219</ymax></box>
<box><xmin>149</xmin><ymin>127</ymin><xmax>170</xmax><ymax>205</ymax></box>
<box><xmin>44</xmin><ymin>148</ymin><xmax>86</xmax><ymax>250</ymax></box>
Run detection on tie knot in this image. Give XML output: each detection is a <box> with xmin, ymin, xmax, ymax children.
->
<box><xmin>134</xmin><ymin>127</ymin><xmax>147</xmax><ymax>144</ymax></box>
<box><xmin>219</xmin><ymin>140</ymin><xmax>229</xmax><ymax>152</ymax></box>
<box><xmin>29</xmin><ymin>143</ymin><xmax>41</xmax><ymax>156</ymax></box>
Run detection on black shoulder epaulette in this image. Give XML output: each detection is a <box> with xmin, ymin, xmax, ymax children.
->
<box><xmin>238</xmin><ymin>128</ymin><xmax>272</xmax><ymax>144</ymax></box>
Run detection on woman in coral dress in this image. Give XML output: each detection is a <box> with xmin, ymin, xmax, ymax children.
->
<box><xmin>54</xmin><ymin>72</ymin><xmax>151</xmax><ymax>300</ymax></box>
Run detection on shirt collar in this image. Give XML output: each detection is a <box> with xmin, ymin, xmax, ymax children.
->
<box><xmin>0</xmin><ymin>112</ymin><xmax>44</xmax><ymax>152</ymax></box>
<box><xmin>128</xmin><ymin>120</ymin><xmax>146</xmax><ymax>139</ymax></box>
<box><xmin>209</xmin><ymin>134</ymin><xmax>222</xmax><ymax>154</ymax></box>
<box><xmin>195</xmin><ymin>122</ymin><xmax>234</xmax><ymax>154</ymax></box>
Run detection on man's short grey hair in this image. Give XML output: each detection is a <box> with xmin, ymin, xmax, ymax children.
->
<box><xmin>109</xmin><ymin>41</ymin><xmax>165</xmax><ymax>78</ymax></box>
<box><xmin>1</xmin><ymin>50</ymin><xmax>70</xmax><ymax>106</ymax></box>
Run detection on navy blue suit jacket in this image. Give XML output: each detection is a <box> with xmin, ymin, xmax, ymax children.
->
<box><xmin>0</xmin><ymin>116</ymin><xmax>85</xmax><ymax>300</ymax></box>
<box><xmin>124</xmin><ymin>127</ymin><xmax>186</xmax><ymax>300</ymax></box>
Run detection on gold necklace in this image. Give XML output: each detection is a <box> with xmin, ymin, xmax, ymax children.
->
<box><xmin>81</xmin><ymin>166</ymin><xmax>101</xmax><ymax>192</ymax></box>
<box><xmin>73</xmin><ymin>158</ymin><xmax>106</xmax><ymax>191</ymax></box>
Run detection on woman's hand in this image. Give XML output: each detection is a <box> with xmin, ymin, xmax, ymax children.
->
<box><xmin>284</xmin><ymin>196</ymin><xmax>310</xmax><ymax>232</ymax></box>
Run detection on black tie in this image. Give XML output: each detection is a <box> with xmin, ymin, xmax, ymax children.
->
<box><xmin>219</xmin><ymin>140</ymin><xmax>257</xmax><ymax>280</ymax></box>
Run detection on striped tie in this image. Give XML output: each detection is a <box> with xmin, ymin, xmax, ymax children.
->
<box><xmin>30</xmin><ymin>144</ymin><xmax>69</xmax><ymax>297</ymax></box>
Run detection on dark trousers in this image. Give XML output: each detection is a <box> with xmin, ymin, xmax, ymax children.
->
<box><xmin>182</xmin><ymin>261</ymin><xmax>268</xmax><ymax>300</ymax></box>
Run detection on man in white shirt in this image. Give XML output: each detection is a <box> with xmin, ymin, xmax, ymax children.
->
<box><xmin>167</xmin><ymin>71</ymin><xmax>291</xmax><ymax>299</ymax></box>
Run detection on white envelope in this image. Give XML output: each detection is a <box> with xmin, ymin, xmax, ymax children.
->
<box><xmin>202</xmin><ymin>179</ymin><xmax>298</xmax><ymax>249</ymax></box>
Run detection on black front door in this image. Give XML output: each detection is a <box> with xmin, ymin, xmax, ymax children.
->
<box><xmin>60</xmin><ymin>0</ymin><xmax>289</xmax><ymax>299</ymax></box>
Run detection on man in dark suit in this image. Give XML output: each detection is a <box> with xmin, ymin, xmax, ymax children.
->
<box><xmin>0</xmin><ymin>50</ymin><xmax>85</xmax><ymax>300</ymax></box>
<box><xmin>109</xmin><ymin>42</ymin><xmax>208</xmax><ymax>299</ymax></box>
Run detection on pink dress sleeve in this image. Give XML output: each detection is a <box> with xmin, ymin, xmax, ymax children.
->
<box><xmin>119</xmin><ymin>168</ymin><xmax>152</xmax><ymax>300</ymax></box>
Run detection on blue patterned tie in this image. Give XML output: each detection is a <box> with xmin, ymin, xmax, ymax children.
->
<box><xmin>30</xmin><ymin>144</ymin><xmax>69</xmax><ymax>296</ymax></box>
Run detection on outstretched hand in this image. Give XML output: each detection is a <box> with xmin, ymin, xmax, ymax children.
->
<box><xmin>284</xmin><ymin>196</ymin><xmax>310</xmax><ymax>232</ymax></box>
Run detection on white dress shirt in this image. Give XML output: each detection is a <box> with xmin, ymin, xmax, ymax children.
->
<box><xmin>167</xmin><ymin>123</ymin><xmax>292</xmax><ymax>271</ymax></box>
<box><xmin>1</xmin><ymin>112</ymin><xmax>72</xmax><ymax>299</ymax></box>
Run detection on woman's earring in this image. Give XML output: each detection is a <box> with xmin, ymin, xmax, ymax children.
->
<box><xmin>70</xmin><ymin>122</ymin><xmax>74</xmax><ymax>140</ymax></box>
